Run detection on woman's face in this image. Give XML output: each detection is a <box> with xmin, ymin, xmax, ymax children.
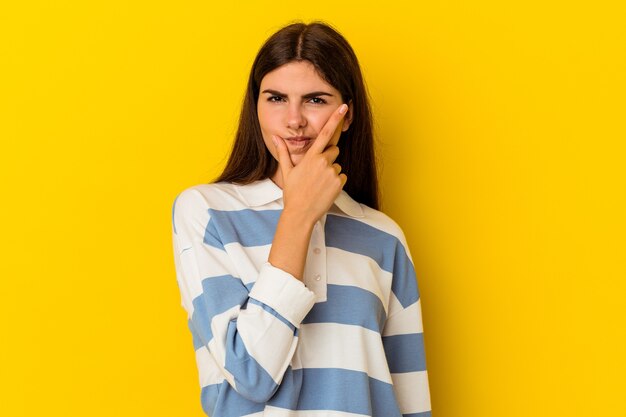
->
<box><xmin>257</xmin><ymin>60</ymin><xmax>353</xmax><ymax>168</ymax></box>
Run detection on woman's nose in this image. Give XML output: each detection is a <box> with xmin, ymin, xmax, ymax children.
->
<box><xmin>286</xmin><ymin>103</ymin><xmax>306</xmax><ymax>129</ymax></box>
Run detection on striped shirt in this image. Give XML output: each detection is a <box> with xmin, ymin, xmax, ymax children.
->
<box><xmin>171</xmin><ymin>177</ymin><xmax>432</xmax><ymax>417</ymax></box>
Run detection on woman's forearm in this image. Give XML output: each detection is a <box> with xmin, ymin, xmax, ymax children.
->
<box><xmin>268</xmin><ymin>208</ymin><xmax>316</xmax><ymax>282</ymax></box>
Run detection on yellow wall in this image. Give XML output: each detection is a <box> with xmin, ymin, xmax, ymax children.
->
<box><xmin>1</xmin><ymin>1</ymin><xmax>624</xmax><ymax>416</ymax></box>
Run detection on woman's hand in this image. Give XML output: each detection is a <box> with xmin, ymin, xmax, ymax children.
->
<box><xmin>272</xmin><ymin>103</ymin><xmax>349</xmax><ymax>226</ymax></box>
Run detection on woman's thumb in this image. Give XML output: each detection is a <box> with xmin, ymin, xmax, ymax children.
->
<box><xmin>272</xmin><ymin>135</ymin><xmax>293</xmax><ymax>174</ymax></box>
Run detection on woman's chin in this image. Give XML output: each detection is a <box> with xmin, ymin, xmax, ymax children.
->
<box><xmin>289</xmin><ymin>155</ymin><xmax>305</xmax><ymax>166</ymax></box>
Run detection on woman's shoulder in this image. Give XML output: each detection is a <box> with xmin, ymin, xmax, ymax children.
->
<box><xmin>172</xmin><ymin>181</ymin><xmax>243</xmax><ymax>211</ymax></box>
<box><xmin>171</xmin><ymin>181</ymin><xmax>248</xmax><ymax>232</ymax></box>
<box><xmin>355</xmin><ymin>204</ymin><xmax>410</xmax><ymax>248</ymax></box>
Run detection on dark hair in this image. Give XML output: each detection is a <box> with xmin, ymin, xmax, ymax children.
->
<box><xmin>212</xmin><ymin>20</ymin><xmax>380</xmax><ymax>210</ymax></box>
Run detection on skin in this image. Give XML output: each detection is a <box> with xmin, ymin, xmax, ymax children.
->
<box><xmin>256</xmin><ymin>60</ymin><xmax>355</xmax><ymax>281</ymax></box>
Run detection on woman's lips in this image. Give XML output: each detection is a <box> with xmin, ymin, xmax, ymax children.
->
<box><xmin>284</xmin><ymin>137</ymin><xmax>313</xmax><ymax>150</ymax></box>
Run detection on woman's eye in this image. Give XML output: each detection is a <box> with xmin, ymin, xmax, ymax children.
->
<box><xmin>266</xmin><ymin>96</ymin><xmax>326</xmax><ymax>104</ymax></box>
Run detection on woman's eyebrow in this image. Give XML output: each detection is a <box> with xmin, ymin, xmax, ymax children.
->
<box><xmin>261</xmin><ymin>89</ymin><xmax>334</xmax><ymax>99</ymax></box>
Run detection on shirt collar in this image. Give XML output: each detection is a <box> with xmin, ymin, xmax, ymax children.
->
<box><xmin>234</xmin><ymin>177</ymin><xmax>365</xmax><ymax>218</ymax></box>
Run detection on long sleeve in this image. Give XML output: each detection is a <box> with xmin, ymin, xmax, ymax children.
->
<box><xmin>381</xmin><ymin>229</ymin><xmax>432</xmax><ymax>417</ymax></box>
<box><xmin>171</xmin><ymin>188</ymin><xmax>317</xmax><ymax>404</ymax></box>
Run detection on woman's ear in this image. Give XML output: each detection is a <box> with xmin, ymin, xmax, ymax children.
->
<box><xmin>341</xmin><ymin>100</ymin><xmax>354</xmax><ymax>132</ymax></box>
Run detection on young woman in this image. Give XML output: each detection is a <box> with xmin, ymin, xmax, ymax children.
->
<box><xmin>171</xmin><ymin>21</ymin><xmax>431</xmax><ymax>417</ymax></box>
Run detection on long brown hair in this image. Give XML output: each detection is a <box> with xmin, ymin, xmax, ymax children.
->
<box><xmin>212</xmin><ymin>20</ymin><xmax>380</xmax><ymax>210</ymax></box>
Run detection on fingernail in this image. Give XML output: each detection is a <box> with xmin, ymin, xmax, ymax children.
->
<box><xmin>339</xmin><ymin>104</ymin><xmax>348</xmax><ymax>114</ymax></box>
<box><xmin>271</xmin><ymin>135</ymin><xmax>278</xmax><ymax>147</ymax></box>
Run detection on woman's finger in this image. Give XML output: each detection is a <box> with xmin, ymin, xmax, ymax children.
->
<box><xmin>308</xmin><ymin>104</ymin><xmax>348</xmax><ymax>155</ymax></box>
<box><xmin>339</xmin><ymin>173</ymin><xmax>348</xmax><ymax>187</ymax></box>
<box><xmin>322</xmin><ymin>145</ymin><xmax>340</xmax><ymax>166</ymax></box>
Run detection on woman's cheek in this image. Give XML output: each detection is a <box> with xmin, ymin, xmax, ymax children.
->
<box><xmin>265</xmin><ymin>112</ymin><xmax>282</xmax><ymax>132</ymax></box>
<box><xmin>309</xmin><ymin>111</ymin><xmax>332</xmax><ymax>133</ymax></box>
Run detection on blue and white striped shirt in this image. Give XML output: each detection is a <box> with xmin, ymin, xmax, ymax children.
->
<box><xmin>171</xmin><ymin>177</ymin><xmax>431</xmax><ymax>417</ymax></box>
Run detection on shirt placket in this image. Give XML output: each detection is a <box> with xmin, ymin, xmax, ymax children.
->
<box><xmin>304</xmin><ymin>213</ymin><xmax>328</xmax><ymax>302</ymax></box>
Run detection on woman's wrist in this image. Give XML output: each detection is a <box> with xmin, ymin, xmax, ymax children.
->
<box><xmin>281</xmin><ymin>206</ymin><xmax>318</xmax><ymax>229</ymax></box>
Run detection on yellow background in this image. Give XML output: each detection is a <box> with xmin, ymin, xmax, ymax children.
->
<box><xmin>1</xmin><ymin>1</ymin><xmax>625</xmax><ymax>416</ymax></box>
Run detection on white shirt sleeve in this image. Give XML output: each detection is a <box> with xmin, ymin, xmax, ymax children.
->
<box><xmin>171</xmin><ymin>188</ymin><xmax>316</xmax><ymax>403</ymax></box>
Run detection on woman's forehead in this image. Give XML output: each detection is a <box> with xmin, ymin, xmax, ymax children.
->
<box><xmin>260</xmin><ymin>61</ymin><xmax>336</xmax><ymax>92</ymax></box>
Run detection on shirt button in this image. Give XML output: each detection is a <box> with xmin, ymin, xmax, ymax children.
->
<box><xmin>314</xmin><ymin>274</ymin><xmax>321</xmax><ymax>281</ymax></box>
<box><xmin>313</xmin><ymin>248</ymin><xmax>321</xmax><ymax>254</ymax></box>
